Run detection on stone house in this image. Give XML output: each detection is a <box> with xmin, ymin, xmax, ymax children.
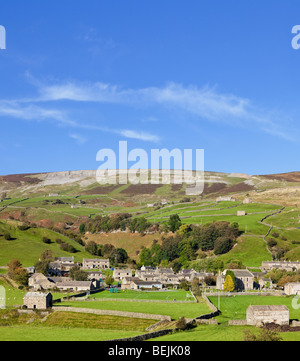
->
<box><xmin>258</xmin><ymin>278</ymin><xmax>273</xmax><ymax>289</ymax></box>
<box><xmin>243</xmin><ymin>197</ymin><xmax>253</xmax><ymax>204</ymax></box>
<box><xmin>82</xmin><ymin>258</ymin><xmax>110</xmax><ymax>270</ymax></box>
<box><xmin>121</xmin><ymin>277</ymin><xmax>138</xmax><ymax>290</ymax></box>
<box><xmin>113</xmin><ymin>268</ymin><xmax>133</xmax><ymax>280</ymax></box>
<box><xmin>49</xmin><ymin>257</ymin><xmax>76</xmax><ymax>276</ymax></box>
<box><xmin>29</xmin><ymin>274</ymin><xmax>97</xmax><ymax>292</ymax></box>
<box><xmin>23</xmin><ymin>292</ymin><xmax>53</xmax><ymax>310</ymax></box>
<box><xmin>284</xmin><ymin>282</ymin><xmax>300</xmax><ymax>295</ymax></box>
<box><xmin>53</xmin><ymin>280</ymin><xmax>94</xmax><ymax>292</ymax></box>
<box><xmin>54</xmin><ymin>257</ymin><xmax>74</xmax><ymax>264</ymax></box>
<box><xmin>130</xmin><ymin>280</ymin><xmax>163</xmax><ymax>290</ymax></box>
<box><xmin>86</xmin><ymin>271</ymin><xmax>104</xmax><ymax>281</ymax></box>
<box><xmin>216</xmin><ymin>269</ymin><xmax>254</xmax><ymax>291</ymax></box>
<box><xmin>261</xmin><ymin>261</ymin><xmax>300</xmax><ymax>272</ymax></box>
<box><xmin>28</xmin><ymin>273</ymin><xmax>55</xmax><ymax>290</ymax></box>
<box><xmin>177</xmin><ymin>269</ymin><xmax>212</xmax><ymax>282</ymax></box>
<box><xmin>246</xmin><ymin>305</ymin><xmax>289</xmax><ymax>326</ymax></box>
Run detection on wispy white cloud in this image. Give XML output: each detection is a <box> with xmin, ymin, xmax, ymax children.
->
<box><xmin>34</xmin><ymin>79</ymin><xmax>296</xmax><ymax>141</ymax></box>
<box><xmin>0</xmin><ymin>99</ymin><xmax>160</xmax><ymax>143</ymax></box>
<box><xmin>118</xmin><ymin>129</ymin><xmax>160</xmax><ymax>142</ymax></box>
<box><xmin>0</xmin><ymin>75</ymin><xmax>297</xmax><ymax>142</ymax></box>
<box><xmin>69</xmin><ymin>133</ymin><xmax>87</xmax><ymax>145</ymax></box>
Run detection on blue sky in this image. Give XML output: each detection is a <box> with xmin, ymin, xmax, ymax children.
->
<box><xmin>1</xmin><ymin>0</ymin><xmax>300</xmax><ymax>175</ymax></box>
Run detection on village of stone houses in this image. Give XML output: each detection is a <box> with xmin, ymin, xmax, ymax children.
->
<box><xmin>2</xmin><ymin>170</ymin><xmax>300</xmax><ymax>341</ymax></box>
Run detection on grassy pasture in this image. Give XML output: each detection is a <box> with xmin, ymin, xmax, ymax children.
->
<box><xmin>89</xmin><ymin>289</ymin><xmax>194</xmax><ymax>301</ymax></box>
<box><xmin>217</xmin><ymin>235</ymin><xmax>272</xmax><ymax>267</ymax></box>
<box><xmin>0</xmin><ymin>220</ymin><xmax>92</xmax><ymax>266</ymax></box>
<box><xmin>55</xmin><ymin>298</ymin><xmax>211</xmax><ymax>320</ymax></box>
<box><xmin>208</xmin><ymin>295</ymin><xmax>300</xmax><ymax>323</ymax></box>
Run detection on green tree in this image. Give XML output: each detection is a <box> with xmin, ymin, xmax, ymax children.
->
<box><xmin>79</xmin><ymin>223</ymin><xmax>86</xmax><ymax>234</ymax></box>
<box><xmin>105</xmin><ymin>275</ymin><xmax>115</xmax><ymax>286</ymax></box>
<box><xmin>34</xmin><ymin>260</ymin><xmax>50</xmax><ymax>275</ymax></box>
<box><xmin>168</xmin><ymin>214</ymin><xmax>182</xmax><ymax>233</ymax></box>
<box><xmin>70</xmin><ymin>265</ymin><xmax>88</xmax><ymax>281</ymax></box>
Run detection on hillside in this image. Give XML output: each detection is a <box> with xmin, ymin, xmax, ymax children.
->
<box><xmin>1</xmin><ymin>169</ymin><xmax>300</xmax><ymax>268</ymax></box>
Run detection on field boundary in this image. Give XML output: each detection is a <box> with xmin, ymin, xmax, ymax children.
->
<box><xmin>52</xmin><ymin>306</ymin><xmax>172</xmax><ymax>321</ymax></box>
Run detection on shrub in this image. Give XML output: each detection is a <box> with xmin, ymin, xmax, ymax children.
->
<box><xmin>42</xmin><ymin>237</ymin><xmax>51</xmax><ymax>244</ymax></box>
<box><xmin>4</xmin><ymin>232</ymin><xmax>12</xmax><ymax>241</ymax></box>
<box><xmin>176</xmin><ymin>317</ymin><xmax>187</xmax><ymax>331</ymax></box>
<box><xmin>60</xmin><ymin>243</ymin><xmax>76</xmax><ymax>253</ymax></box>
<box><xmin>267</xmin><ymin>238</ymin><xmax>277</xmax><ymax>248</ymax></box>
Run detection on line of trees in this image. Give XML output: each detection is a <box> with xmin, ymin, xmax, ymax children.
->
<box><xmin>139</xmin><ymin>220</ymin><xmax>241</xmax><ymax>269</ymax></box>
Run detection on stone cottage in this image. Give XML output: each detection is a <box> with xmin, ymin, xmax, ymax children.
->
<box><xmin>113</xmin><ymin>268</ymin><xmax>133</xmax><ymax>280</ymax></box>
<box><xmin>82</xmin><ymin>258</ymin><xmax>110</xmax><ymax>270</ymax></box>
<box><xmin>284</xmin><ymin>282</ymin><xmax>300</xmax><ymax>295</ymax></box>
<box><xmin>23</xmin><ymin>292</ymin><xmax>53</xmax><ymax>310</ymax></box>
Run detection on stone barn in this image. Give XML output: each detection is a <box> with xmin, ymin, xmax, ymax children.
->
<box><xmin>23</xmin><ymin>292</ymin><xmax>53</xmax><ymax>310</ymax></box>
<box><xmin>246</xmin><ymin>305</ymin><xmax>289</xmax><ymax>326</ymax></box>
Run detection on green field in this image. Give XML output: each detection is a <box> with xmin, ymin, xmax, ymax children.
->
<box><xmin>90</xmin><ymin>289</ymin><xmax>194</xmax><ymax>301</ymax></box>
<box><xmin>55</xmin><ymin>298</ymin><xmax>211</xmax><ymax>320</ymax></box>
<box><xmin>153</xmin><ymin>323</ymin><xmax>300</xmax><ymax>341</ymax></box>
<box><xmin>217</xmin><ymin>235</ymin><xmax>272</xmax><ymax>267</ymax></box>
<box><xmin>208</xmin><ymin>295</ymin><xmax>300</xmax><ymax>323</ymax></box>
<box><xmin>0</xmin><ymin>220</ymin><xmax>92</xmax><ymax>266</ymax></box>
<box><xmin>0</xmin><ymin>326</ymin><xmax>143</xmax><ymax>341</ymax></box>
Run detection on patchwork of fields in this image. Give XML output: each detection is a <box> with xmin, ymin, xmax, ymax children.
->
<box><xmin>1</xmin><ymin>181</ymin><xmax>300</xmax><ymax>341</ymax></box>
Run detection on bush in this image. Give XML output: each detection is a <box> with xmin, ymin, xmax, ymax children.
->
<box><xmin>42</xmin><ymin>237</ymin><xmax>51</xmax><ymax>244</ymax></box>
<box><xmin>60</xmin><ymin>242</ymin><xmax>76</xmax><ymax>253</ymax></box>
<box><xmin>267</xmin><ymin>238</ymin><xmax>277</xmax><ymax>248</ymax></box>
<box><xmin>176</xmin><ymin>317</ymin><xmax>187</xmax><ymax>330</ymax></box>
<box><xmin>4</xmin><ymin>232</ymin><xmax>12</xmax><ymax>241</ymax></box>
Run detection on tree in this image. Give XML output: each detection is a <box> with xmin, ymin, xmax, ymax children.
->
<box><xmin>214</xmin><ymin>237</ymin><xmax>233</xmax><ymax>255</ymax></box>
<box><xmin>191</xmin><ymin>277</ymin><xmax>201</xmax><ymax>296</ymax></box>
<box><xmin>40</xmin><ymin>250</ymin><xmax>53</xmax><ymax>262</ymax></box>
<box><xmin>113</xmin><ymin>248</ymin><xmax>129</xmax><ymax>264</ymax></box>
<box><xmin>34</xmin><ymin>260</ymin><xmax>50</xmax><ymax>275</ymax></box>
<box><xmin>179</xmin><ymin>279</ymin><xmax>189</xmax><ymax>291</ymax></box>
<box><xmin>105</xmin><ymin>275</ymin><xmax>114</xmax><ymax>286</ymax></box>
<box><xmin>85</xmin><ymin>241</ymin><xmax>99</xmax><ymax>256</ymax></box>
<box><xmin>13</xmin><ymin>268</ymin><xmax>29</xmax><ymax>286</ymax></box>
<box><xmin>139</xmin><ymin>247</ymin><xmax>153</xmax><ymax>266</ymax></box>
<box><xmin>79</xmin><ymin>223</ymin><xmax>86</xmax><ymax>234</ymax></box>
<box><xmin>7</xmin><ymin>259</ymin><xmax>22</xmax><ymax>279</ymax></box>
<box><xmin>70</xmin><ymin>265</ymin><xmax>88</xmax><ymax>281</ymax></box>
<box><xmin>168</xmin><ymin>214</ymin><xmax>182</xmax><ymax>233</ymax></box>
<box><xmin>225</xmin><ymin>270</ymin><xmax>236</xmax><ymax>288</ymax></box>
<box><xmin>223</xmin><ymin>274</ymin><xmax>235</xmax><ymax>292</ymax></box>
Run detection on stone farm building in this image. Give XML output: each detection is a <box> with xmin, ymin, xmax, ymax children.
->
<box><xmin>246</xmin><ymin>305</ymin><xmax>289</xmax><ymax>326</ymax></box>
<box><xmin>23</xmin><ymin>292</ymin><xmax>53</xmax><ymax>310</ymax></box>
